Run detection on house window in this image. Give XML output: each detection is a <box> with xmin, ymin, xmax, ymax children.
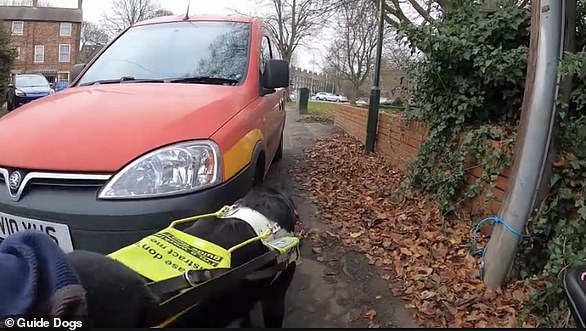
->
<box><xmin>34</xmin><ymin>45</ymin><xmax>44</xmax><ymax>63</ymax></box>
<box><xmin>60</xmin><ymin>23</ymin><xmax>72</xmax><ymax>37</ymax></box>
<box><xmin>11</xmin><ymin>21</ymin><xmax>24</xmax><ymax>35</ymax></box>
<box><xmin>57</xmin><ymin>72</ymin><xmax>69</xmax><ymax>82</ymax></box>
<box><xmin>59</xmin><ymin>44</ymin><xmax>70</xmax><ymax>63</ymax></box>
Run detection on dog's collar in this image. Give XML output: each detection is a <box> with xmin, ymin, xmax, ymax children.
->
<box><xmin>219</xmin><ymin>205</ymin><xmax>283</xmax><ymax>240</ymax></box>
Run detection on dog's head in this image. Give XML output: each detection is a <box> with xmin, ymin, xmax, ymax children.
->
<box><xmin>235</xmin><ymin>186</ymin><xmax>301</xmax><ymax>234</ymax></box>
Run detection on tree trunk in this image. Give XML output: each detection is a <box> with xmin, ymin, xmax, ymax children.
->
<box><xmin>349</xmin><ymin>85</ymin><xmax>359</xmax><ymax>105</ymax></box>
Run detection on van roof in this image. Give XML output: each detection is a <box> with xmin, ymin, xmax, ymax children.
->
<box><xmin>134</xmin><ymin>14</ymin><xmax>257</xmax><ymax>27</ymax></box>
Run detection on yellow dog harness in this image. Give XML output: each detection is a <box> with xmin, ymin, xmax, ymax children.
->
<box><xmin>108</xmin><ymin>205</ymin><xmax>300</xmax><ymax>283</ymax></box>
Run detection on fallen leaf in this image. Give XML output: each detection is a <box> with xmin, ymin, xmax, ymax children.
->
<box><xmin>290</xmin><ymin>134</ymin><xmax>533</xmax><ymax>329</ymax></box>
<box><xmin>365</xmin><ymin>309</ymin><xmax>377</xmax><ymax>320</ymax></box>
<box><xmin>312</xmin><ymin>247</ymin><xmax>323</xmax><ymax>255</ymax></box>
<box><xmin>420</xmin><ymin>290</ymin><xmax>436</xmax><ymax>300</ymax></box>
<box><xmin>399</xmin><ymin>247</ymin><xmax>413</xmax><ymax>256</ymax></box>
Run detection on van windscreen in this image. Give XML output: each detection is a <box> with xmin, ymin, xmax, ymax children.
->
<box><xmin>77</xmin><ymin>21</ymin><xmax>251</xmax><ymax>86</ymax></box>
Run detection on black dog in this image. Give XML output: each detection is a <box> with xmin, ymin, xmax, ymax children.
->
<box><xmin>66</xmin><ymin>186</ymin><xmax>300</xmax><ymax>328</ymax></box>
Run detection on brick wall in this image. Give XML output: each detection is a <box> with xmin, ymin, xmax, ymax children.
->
<box><xmin>334</xmin><ymin>105</ymin><xmax>510</xmax><ymax>215</ymax></box>
<box><xmin>4</xmin><ymin>20</ymin><xmax>81</xmax><ymax>81</ymax></box>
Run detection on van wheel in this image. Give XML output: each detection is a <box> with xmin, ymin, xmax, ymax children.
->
<box><xmin>253</xmin><ymin>154</ymin><xmax>265</xmax><ymax>187</ymax></box>
<box><xmin>273</xmin><ymin>134</ymin><xmax>283</xmax><ymax>163</ymax></box>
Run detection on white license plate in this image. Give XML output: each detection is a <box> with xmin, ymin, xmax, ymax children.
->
<box><xmin>0</xmin><ymin>212</ymin><xmax>74</xmax><ymax>253</ymax></box>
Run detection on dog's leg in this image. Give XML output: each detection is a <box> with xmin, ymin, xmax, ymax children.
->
<box><xmin>261</xmin><ymin>264</ymin><xmax>296</xmax><ymax>328</ymax></box>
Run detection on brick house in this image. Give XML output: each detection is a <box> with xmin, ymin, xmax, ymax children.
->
<box><xmin>290</xmin><ymin>67</ymin><xmax>332</xmax><ymax>95</ymax></box>
<box><xmin>0</xmin><ymin>0</ymin><xmax>83</xmax><ymax>84</ymax></box>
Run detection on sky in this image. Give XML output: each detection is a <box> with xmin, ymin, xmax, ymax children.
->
<box><xmin>47</xmin><ymin>0</ymin><xmax>324</xmax><ymax>70</ymax></box>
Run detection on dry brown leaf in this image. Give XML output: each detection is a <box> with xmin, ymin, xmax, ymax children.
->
<box><xmin>420</xmin><ymin>290</ymin><xmax>436</xmax><ymax>300</ymax></box>
<box><xmin>365</xmin><ymin>309</ymin><xmax>377</xmax><ymax>320</ymax></box>
<box><xmin>291</xmin><ymin>134</ymin><xmax>534</xmax><ymax>329</ymax></box>
<box><xmin>399</xmin><ymin>247</ymin><xmax>413</xmax><ymax>256</ymax></box>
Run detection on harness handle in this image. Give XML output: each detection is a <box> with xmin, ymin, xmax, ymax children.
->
<box><xmin>148</xmin><ymin>249</ymin><xmax>281</xmax><ymax>328</ymax></box>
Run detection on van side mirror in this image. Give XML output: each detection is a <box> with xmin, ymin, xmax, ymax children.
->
<box><xmin>70</xmin><ymin>63</ymin><xmax>86</xmax><ymax>82</ymax></box>
<box><xmin>262</xmin><ymin>59</ymin><xmax>289</xmax><ymax>91</ymax></box>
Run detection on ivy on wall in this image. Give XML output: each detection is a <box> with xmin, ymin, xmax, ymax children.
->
<box><xmin>399</xmin><ymin>1</ymin><xmax>529</xmax><ymax>216</ymax></box>
<box><xmin>393</xmin><ymin>0</ymin><xmax>586</xmax><ymax>326</ymax></box>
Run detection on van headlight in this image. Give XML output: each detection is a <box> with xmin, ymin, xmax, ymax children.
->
<box><xmin>98</xmin><ymin>140</ymin><xmax>222</xmax><ymax>199</ymax></box>
<box><xmin>15</xmin><ymin>89</ymin><xmax>25</xmax><ymax>97</ymax></box>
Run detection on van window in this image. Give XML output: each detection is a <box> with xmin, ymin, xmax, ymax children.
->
<box><xmin>260</xmin><ymin>36</ymin><xmax>272</xmax><ymax>73</ymax></box>
<box><xmin>78</xmin><ymin>21</ymin><xmax>252</xmax><ymax>85</ymax></box>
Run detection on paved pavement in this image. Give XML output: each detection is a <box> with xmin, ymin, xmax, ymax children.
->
<box><xmin>266</xmin><ymin>108</ymin><xmax>417</xmax><ymax>328</ymax></box>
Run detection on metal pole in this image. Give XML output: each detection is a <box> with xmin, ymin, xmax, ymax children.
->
<box><xmin>365</xmin><ymin>0</ymin><xmax>385</xmax><ymax>154</ymax></box>
<box><xmin>482</xmin><ymin>0</ymin><xmax>565</xmax><ymax>289</ymax></box>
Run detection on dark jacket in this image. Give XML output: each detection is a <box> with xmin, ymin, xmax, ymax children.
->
<box><xmin>0</xmin><ymin>231</ymin><xmax>87</xmax><ymax>324</ymax></box>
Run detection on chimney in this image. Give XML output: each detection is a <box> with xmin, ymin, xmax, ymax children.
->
<box><xmin>32</xmin><ymin>0</ymin><xmax>38</xmax><ymax>7</ymax></box>
<box><xmin>78</xmin><ymin>0</ymin><xmax>83</xmax><ymax>9</ymax></box>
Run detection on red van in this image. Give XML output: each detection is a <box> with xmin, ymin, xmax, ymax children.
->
<box><xmin>0</xmin><ymin>14</ymin><xmax>289</xmax><ymax>254</ymax></box>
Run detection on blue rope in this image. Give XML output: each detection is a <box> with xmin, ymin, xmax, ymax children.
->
<box><xmin>471</xmin><ymin>216</ymin><xmax>529</xmax><ymax>280</ymax></box>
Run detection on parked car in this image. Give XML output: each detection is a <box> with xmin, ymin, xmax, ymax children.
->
<box><xmin>0</xmin><ymin>14</ymin><xmax>289</xmax><ymax>254</ymax></box>
<box><xmin>54</xmin><ymin>80</ymin><xmax>70</xmax><ymax>93</ymax></box>
<box><xmin>315</xmin><ymin>92</ymin><xmax>330</xmax><ymax>101</ymax></box>
<box><xmin>336</xmin><ymin>95</ymin><xmax>349</xmax><ymax>103</ymax></box>
<box><xmin>315</xmin><ymin>92</ymin><xmax>340</xmax><ymax>102</ymax></box>
<box><xmin>5</xmin><ymin>74</ymin><xmax>54</xmax><ymax>111</ymax></box>
<box><xmin>356</xmin><ymin>99</ymin><xmax>368</xmax><ymax>106</ymax></box>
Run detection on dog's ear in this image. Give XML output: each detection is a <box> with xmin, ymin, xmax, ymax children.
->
<box><xmin>66</xmin><ymin>251</ymin><xmax>160</xmax><ymax>328</ymax></box>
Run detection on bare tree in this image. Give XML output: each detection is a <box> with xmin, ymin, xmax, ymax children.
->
<box><xmin>383</xmin><ymin>0</ymin><xmax>531</xmax><ymax>30</ymax></box>
<box><xmin>101</xmin><ymin>0</ymin><xmax>164</xmax><ymax>36</ymax></box>
<box><xmin>256</xmin><ymin>0</ymin><xmax>338</xmax><ymax>63</ymax></box>
<box><xmin>152</xmin><ymin>8</ymin><xmax>174</xmax><ymax>18</ymax></box>
<box><xmin>326</xmin><ymin>0</ymin><xmax>378</xmax><ymax>104</ymax></box>
<box><xmin>80</xmin><ymin>21</ymin><xmax>110</xmax><ymax>62</ymax></box>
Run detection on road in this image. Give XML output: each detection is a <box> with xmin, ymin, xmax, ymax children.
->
<box><xmin>267</xmin><ymin>108</ymin><xmax>417</xmax><ymax>328</ymax></box>
<box><xmin>0</xmin><ymin>103</ymin><xmax>416</xmax><ymax>327</ymax></box>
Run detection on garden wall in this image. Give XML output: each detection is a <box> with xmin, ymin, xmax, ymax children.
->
<box><xmin>334</xmin><ymin>105</ymin><xmax>511</xmax><ymax>215</ymax></box>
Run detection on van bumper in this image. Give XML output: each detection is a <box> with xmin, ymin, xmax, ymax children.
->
<box><xmin>0</xmin><ymin>165</ymin><xmax>254</xmax><ymax>255</ymax></box>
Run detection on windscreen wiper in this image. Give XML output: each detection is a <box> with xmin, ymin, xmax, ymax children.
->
<box><xmin>78</xmin><ymin>76</ymin><xmax>165</xmax><ymax>86</ymax></box>
<box><xmin>165</xmin><ymin>76</ymin><xmax>239</xmax><ymax>85</ymax></box>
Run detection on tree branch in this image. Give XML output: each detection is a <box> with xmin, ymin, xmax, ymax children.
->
<box><xmin>406</xmin><ymin>0</ymin><xmax>436</xmax><ymax>24</ymax></box>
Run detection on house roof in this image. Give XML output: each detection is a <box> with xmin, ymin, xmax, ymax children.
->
<box><xmin>0</xmin><ymin>6</ymin><xmax>82</xmax><ymax>23</ymax></box>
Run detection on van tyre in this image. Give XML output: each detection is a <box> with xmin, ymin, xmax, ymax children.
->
<box><xmin>253</xmin><ymin>154</ymin><xmax>265</xmax><ymax>187</ymax></box>
<box><xmin>273</xmin><ymin>134</ymin><xmax>283</xmax><ymax>163</ymax></box>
